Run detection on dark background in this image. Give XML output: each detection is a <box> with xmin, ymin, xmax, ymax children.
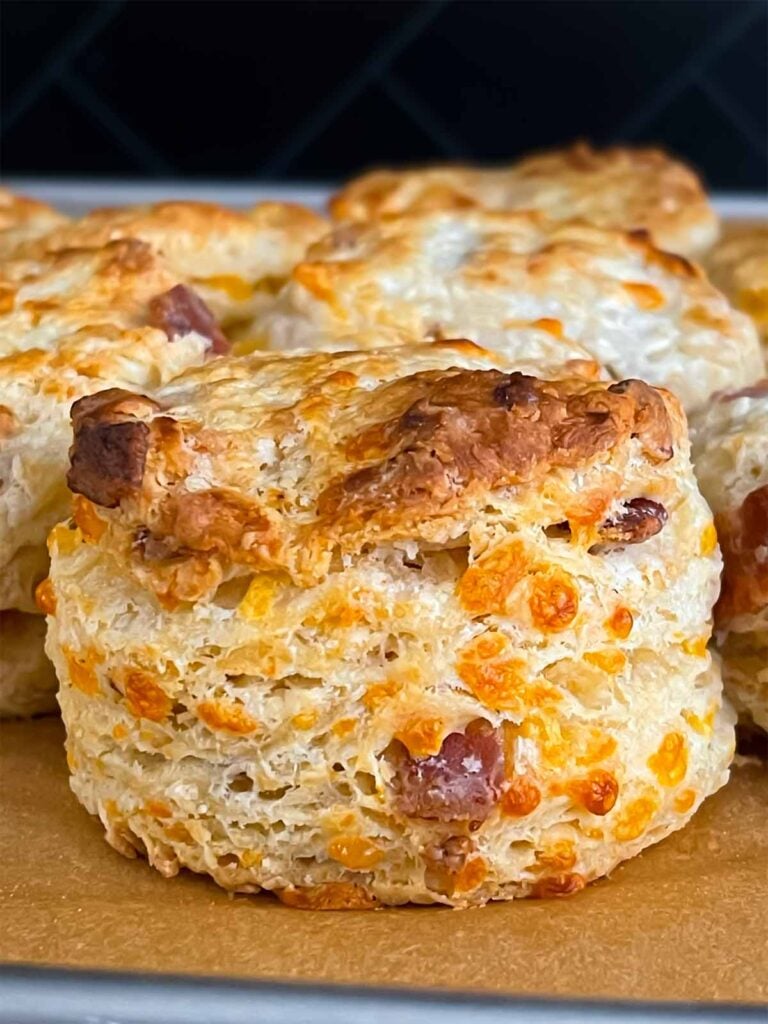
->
<box><xmin>2</xmin><ymin>0</ymin><xmax>767</xmax><ymax>191</ymax></box>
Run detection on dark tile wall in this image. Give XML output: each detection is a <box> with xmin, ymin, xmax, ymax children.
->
<box><xmin>2</xmin><ymin>0</ymin><xmax>767</xmax><ymax>189</ymax></box>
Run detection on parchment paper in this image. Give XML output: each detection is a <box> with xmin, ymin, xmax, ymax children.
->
<box><xmin>1</xmin><ymin>717</ymin><xmax>766</xmax><ymax>1004</ymax></box>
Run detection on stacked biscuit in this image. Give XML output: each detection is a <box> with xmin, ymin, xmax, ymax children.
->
<box><xmin>4</xmin><ymin>142</ymin><xmax>767</xmax><ymax>909</ymax></box>
<box><xmin>0</xmin><ymin>197</ymin><xmax>327</xmax><ymax>714</ymax></box>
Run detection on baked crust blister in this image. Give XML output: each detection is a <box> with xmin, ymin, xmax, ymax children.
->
<box><xmin>255</xmin><ymin>209</ymin><xmax>764</xmax><ymax>411</ymax></box>
<box><xmin>330</xmin><ymin>143</ymin><xmax>719</xmax><ymax>257</ymax></box>
<box><xmin>691</xmin><ymin>381</ymin><xmax>768</xmax><ymax>730</ymax></box>
<box><xmin>46</xmin><ymin>345</ymin><xmax>734</xmax><ymax>908</ymax></box>
<box><xmin>705</xmin><ymin>225</ymin><xmax>768</xmax><ymax>347</ymax></box>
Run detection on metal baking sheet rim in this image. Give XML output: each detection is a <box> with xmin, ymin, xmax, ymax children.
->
<box><xmin>0</xmin><ymin>964</ymin><xmax>765</xmax><ymax>1024</ymax></box>
<box><xmin>1</xmin><ymin>180</ymin><xmax>766</xmax><ymax>1022</ymax></box>
<box><xmin>4</xmin><ymin>178</ymin><xmax>768</xmax><ymax>219</ymax></box>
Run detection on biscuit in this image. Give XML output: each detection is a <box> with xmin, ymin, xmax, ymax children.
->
<box><xmin>17</xmin><ymin>201</ymin><xmax>328</xmax><ymax>327</ymax></box>
<box><xmin>330</xmin><ymin>144</ymin><xmax>718</xmax><ymax>257</ymax></box>
<box><xmin>47</xmin><ymin>345</ymin><xmax>733</xmax><ymax>908</ymax></box>
<box><xmin>705</xmin><ymin>225</ymin><xmax>768</xmax><ymax>348</ymax></box>
<box><xmin>0</xmin><ymin>187</ymin><xmax>68</xmax><ymax>258</ymax></box>
<box><xmin>256</xmin><ymin>210</ymin><xmax>763</xmax><ymax>411</ymax></box>
<box><xmin>0</xmin><ymin>611</ymin><xmax>58</xmax><ymax>718</ymax></box>
<box><xmin>0</xmin><ymin>240</ymin><xmax>224</xmax><ymax>715</ymax></box>
<box><xmin>691</xmin><ymin>381</ymin><xmax>768</xmax><ymax>731</ymax></box>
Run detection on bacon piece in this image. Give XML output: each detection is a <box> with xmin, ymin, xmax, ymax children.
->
<box><xmin>68</xmin><ymin>388</ymin><xmax>159</xmax><ymax>508</ymax></box>
<box><xmin>149</xmin><ymin>284</ymin><xmax>230</xmax><ymax>354</ymax></box>
<box><xmin>716</xmin><ymin>483</ymin><xmax>768</xmax><ymax>621</ymax></box>
<box><xmin>599</xmin><ymin>497</ymin><xmax>668</xmax><ymax>545</ymax></box>
<box><xmin>388</xmin><ymin>719</ymin><xmax>504</xmax><ymax>822</ymax></box>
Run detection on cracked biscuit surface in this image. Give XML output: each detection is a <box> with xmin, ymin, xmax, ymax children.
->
<box><xmin>330</xmin><ymin>144</ymin><xmax>719</xmax><ymax>257</ymax></box>
<box><xmin>691</xmin><ymin>381</ymin><xmax>768</xmax><ymax>731</ymax></box>
<box><xmin>257</xmin><ymin>210</ymin><xmax>763</xmax><ymax>411</ymax></box>
<box><xmin>47</xmin><ymin>344</ymin><xmax>733</xmax><ymax>908</ymax></box>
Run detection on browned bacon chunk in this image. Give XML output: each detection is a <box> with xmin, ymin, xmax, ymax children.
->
<box><xmin>388</xmin><ymin>720</ymin><xmax>504</xmax><ymax>822</ymax></box>
<box><xmin>149</xmin><ymin>284</ymin><xmax>230</xmax><ymax>354</ymax></box>
<box><xmin>599</xmin><ymin>497</ymin><xmax>668</xmax><ymax>544</ymax></box>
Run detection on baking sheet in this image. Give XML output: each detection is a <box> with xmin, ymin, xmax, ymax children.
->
<box><xmin>1</xmin><ymin>717</ymin><xmax>766</xmax><ymax>1005</ymax></box>
<box><xmin>4</xmin><ymin>178</ymin><xmax>768</xmax><ymax>219</ymax></box>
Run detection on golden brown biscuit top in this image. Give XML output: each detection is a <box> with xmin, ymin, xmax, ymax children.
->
<box><xmin>706</xmin><ymin>225</ymin><xmax>768</xmax><ymax>335</ymax></box>
<box><xmin>0</xmin><ymin>239</ymin><xmax>181</xmax><ymax>344</ymax></box>
<box><xmin>0</xmin><ymin>187</ymin><xmax>69</xmax><ymax>257</ymax></box>
<box><xmin>65</xmin><ymin>345</ymin><xmax>684</xmax><ymax>600</ymax></box>
<box><xmin>15</xmin><ymin>199</ymin><xmax>328</xmax><ymax>280</ymax></box>
<box><xmin>330</xmin><ymin>143</ymin><xmax>718</xmax><ymax>256</ymax></box>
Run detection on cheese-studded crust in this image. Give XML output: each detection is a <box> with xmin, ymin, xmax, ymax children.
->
<box><xmin>0</xmin><ymin>187</ymin><xmax>68</xmax><ymax>258</ymax></box>
<box><xmin>330</xmin><ymin>144</ymin><xmax>719</xmax><ymax>257</ymax></box>
<box><xmin>691</xmin><ymin>382</ymin><xmax>768</xmax><ymax>730</ymax></box>
<box><xmin>256</xmin><ymin>210</ymin><xmax>763</xmax><ymax>412</ymax></box>
<box><xmin>0</xmin><ymin>611</ymin><xmax>58</xmax><ymax>718</ymax></box>
<box><xmin>47</xmin><ymin>346</ymin><xmax>734</xmax><ymax>908</ymax></box>
<box><xmin>15</xmin><ymin>201</ymin><xmax>328</xmax><ymax>326</ymax></box>
<box><xmin>706</xmin><ymin>226</ymin><xmax>768</xmax><ymax>347</ymax></box>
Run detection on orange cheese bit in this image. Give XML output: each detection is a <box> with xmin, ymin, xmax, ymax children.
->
<box><xmin>568</xmin><ymin>769</ymin><xmax>619</xmax><ymax>816</ymax></box>
<box><xmin>197</xmin><ymin>699</ymin><xmax>260</xmax><ymax>735</ymax></box>
<box><xmin>532</xmin><ymin>317</ymin><xmax>563</xmax><ymax>338</ymax></box>
<box><xmin>112</xmin><ymin>723</ymin><xmax>128</xmax><ymax>740</ymax></box>
<box><xmin>699</xmin><ymin>522</ymin><xmax>718</xmax><ymax>557</ymax></box>
<box><xmin>72</xmin><ymin>495</ymin><xmax>107</xmax><ymax>543</ymax></box>
<box><xmin>622</xmin><ymin>281</ymin><xmax>665</xmax><ymax>309</ymax></box>
<box><xmin>682</xmin><ymin>706</ymin><xmax>715</xmax><ymax>737</ymax></box>
<box><xmin>34</xmin><ymin>577</ymin><xmax>56</xmax><ymax>615</ymax></box>
<box><xmin>458</xmin><ymin>538</ymin><xmax>527</xmax><ymax>616</ymax></box>
<box><xmin>674</xmin><ymin>789</ymin><xmax>697</xmax><ymax>814</ymax></box>
<box><xmin>145</xmin><ymin>800</ymin><xmax>172</xmax><ymax>819</ymax></box>
<box><xmin>165</xmin><ymin>822</ymin><xmax>193</xmax><ymax>844</ymax></box>
<box><xmin>49</xmin><ymin>522</ymin><xmax>82</xmax><ymax>556</ymax></box>
<box><xmin>195</xmin><ymin>274</ymin><xmax>254</xmax><ymax>301</ymax></box>
<box><xmin>291</xmin><ymin>710</ymin><xmax>318</xmax><ymax>730</ymax></box>
<box><xmin>681</xmin><ymin>636</ymin><xmax>709</xmax><ymax>658</ymax></box>
<box><xmin>327</xmin><ymin>835</ymin><xmax>383</xmax><ymax>871</ymax></box>
<box><xmin>64</xmin><ymin>645</ymin><xmax>103</xmax><ymax>695</ymax></box>
<box><xmin>606</xmin><ymin>606</ymin><xmax>634</xmax><ymax>639</ymax></box>
<box><xmin>648</xmin><ymin>732</ymin><xmax>688</xmax><ymax>787</ymax></box>
<box><xmin>612</xmin><ymin>794</ymin><xmax>659</xmax><ymax>842</ymax></box>
<box><xmin>240</xmin><ymin>849</ymin><xmax>263</xmax><ymax>869</ymax></box>
<box><xmin>293</xmin><ymin>262</ymin><xmax>341</xmax><ymax>308</ymax></box>
<box><xmin>123</xmin><ymin>670</ymin><xmax>172</xmax><ymax>722</ymax></box>
<box><xmin>583</xmin><ymin>649</ymin><xmax>626</xmax><ymax>674</ymax></box>
<box><xmin>576</xmin><ymin>731</ymin><xmax>617</xmax><ymax>766</ymax></box>
<box><xmin>452</xmin><ymin>856</ymin><xmax>488</xmax><ymax>894</ymax></box>
<box><xmin>500</xmin><ymin>775</ymin><xmax>541</xmax><ymax>817</ymax></box>
<box><xmin>536</xmin><ymin>840</ymin><xmax>577</xmax><ymax>872</ymax></box>
<box><xmin>0</xmin><ymin>286</ymin><xmax>16</xmax><ymax>313</ymax></box>
<box><xmin>277</xmin><ymin>882</ymin><xmax>378</xmax><ymax>910</ymax></box>
<box><xmin>395</xmin><ymin>716</ymin><xmax>445</xmax><ymax>758</ymax></box>
<box><xmin>456</xmin><ymin>647</ymin><xmax>527</xmax><ymax>712</ymax></box>
<box><xmin>332</xmin><ymin>717</ymin><xmax>357</xmax><ymax>738</ymax></box>
<box><xmin>532</xmin><ymin>872</ymin><xmax>586</xmax><ymax>898</ymax></box>
<box><xmin>238</xmin><ymin>572</ymin><xmax>283</xmax><ymax>620</ymax></box>
<box><xmin>363</xmin><ymin>678</ymin><xmax>403</xmax><ymax>711</ymax></box>
<box><xmin>529</xmin><ymin>570</ymin><xmax>579</xmax><ymax>632</ymax></box>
